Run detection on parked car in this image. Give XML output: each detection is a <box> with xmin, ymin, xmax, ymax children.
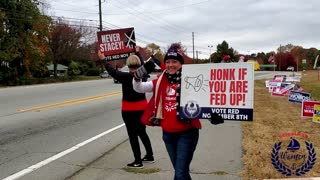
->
<box><xmin>114</xmin><ymin>66</ymin><xmax>129</xmax><ymax>83</ymax></box>
<box><xmin>287</xmin><ymin>66</ymin><xmax>294</xmax><ymax>71</ymax></box>
<box><xmin>100</xmin><ymin>71</ymin><xmax>109</xmax><ymax>78</ymax></box>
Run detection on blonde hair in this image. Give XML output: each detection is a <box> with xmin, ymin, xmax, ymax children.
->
<box><xmin>126</xmin><ymin>55</ymin><xmax>141</xmax><ymax>67</ymax></box>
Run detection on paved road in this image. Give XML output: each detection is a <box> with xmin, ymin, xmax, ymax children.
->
<box><xmin>0</xmin><ymin>78</ymin><xmax>128</xmax><ymax>179</ymax></box>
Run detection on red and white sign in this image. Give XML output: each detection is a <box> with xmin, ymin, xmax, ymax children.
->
<box><xmin>97</xmin><ymin>27</ymin><xmax>136</xmax><ymax>61</ymax></box>
<box><xmin>301</xmin><ymin>101</ymin><xmax>320</xmax><ymax>118</ymax></box>
<box><xmin>273</xmin><ymin>75</ymin><xmax>286</xmax><ymax>81</ymax></box>
<box><xmin>271</xmin><ymin>83</ymin><xmax>295</xmax><ymax>96</ymax></box>
<box><xmin>180</xmin><ymin>63</ymin><xmax>254</xmax><ymax>121</ymax></box>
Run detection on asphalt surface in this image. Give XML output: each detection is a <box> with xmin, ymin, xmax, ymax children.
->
<box><xmin>66</xmin><ymin>120</ymin><xmax>243</xmax><ymax>180</ymax></box>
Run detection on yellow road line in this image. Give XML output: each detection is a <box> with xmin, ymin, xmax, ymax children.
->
<box><xmin>17</xmin><ymin>91</ymin><xmax>121</xmax><ymax>112</ymax></box>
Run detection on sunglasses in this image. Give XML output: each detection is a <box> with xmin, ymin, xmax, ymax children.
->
<box><xmin>128</xmin><ymin>65</ymin><xmax>140</xmax><ymax>69</ymax></box>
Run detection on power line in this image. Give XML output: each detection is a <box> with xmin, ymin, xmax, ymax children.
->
<box><xmin>111</xmin><ymin>0</ymin><xmax>199</xmax><ymax>41</ymax></box>
<box><xmin>114</xmin><ymin>0</ymin><xmax>184</xmax><ymax>33</ymax></box>
<box><xmin>109</xmin><ymin>3</ymin><xmax>178</xmax><ymax>35</ymax></box>
<box><xmin>49</xmin><ymin>0</ymin><xmax>209</xmax><ymax>16</ymax></box>
<box><xmin>2</xmin><ymin>3</ymin><xmax>215</xmax><ymax>51</ymax></box>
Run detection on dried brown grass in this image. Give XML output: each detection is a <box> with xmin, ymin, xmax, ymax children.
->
<box><xmin>241</xmin><ymin>70</ymin><xmax>320</xmax><ymax>179</ymax></box>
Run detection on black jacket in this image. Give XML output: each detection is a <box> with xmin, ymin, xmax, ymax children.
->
<box><xmin>104</xmin><ymin>63</ymin><xmax>146</xmax><ymax>102</ymax></box>
<box><xmin>104</xmin><ymin>52</ymin><xmax>147</xmax><ymax>103</ymax></box>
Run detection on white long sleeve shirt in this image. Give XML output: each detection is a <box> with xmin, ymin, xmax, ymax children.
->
<box><xmin>132</xmin><ymin>79</ymin><xmax>154</xmax><ymax>93</ymax></box>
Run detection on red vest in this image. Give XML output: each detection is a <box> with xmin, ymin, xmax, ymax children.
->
<box><xmin>152</xmin><ymin>77</ymin><xmax>201</xmax><ymax>132</ymax></box>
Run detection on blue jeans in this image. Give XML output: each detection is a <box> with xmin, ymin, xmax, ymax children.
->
<box><xmin>162</xmin><ymin>128</ymin><xmax>199</xmax><ymax>180</ymax></box>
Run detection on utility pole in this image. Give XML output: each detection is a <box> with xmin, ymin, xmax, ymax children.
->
<box><xmin>297</xmin><ymin>57</ymin><xmax>299</xmax><ymax>73</ymax></box>
<box><xmin>196</xmin><ymin>50</ymin><xmax>198</xmax><ymax>63</ymax></box>
<box><xmin>208</xmin><ymin>45</ymin><xmax>213</xmax><ymax>63</ymax></box>
<box><xmin>99</xmin><ymin>0</ymin><xmax>103</xmax><ymax>31</ymax></box>
<box><xmin>192</xmin><ymin>32</ymin><xmax>195</xmax><ymax>61</ymax></box>
<box><xmin>273</xmin><ymin>54</ymin><xmax>275</xmax><ymax>72</ymax></box>
<box><xmin>279</xmin><ymin>44</ymin><xmax>281</xmax><ymax>71</ymax></box>
<box><xmin>99</xmin><ymin>0</ymin><xmax>104</xmax><ymax>71</ymax></box>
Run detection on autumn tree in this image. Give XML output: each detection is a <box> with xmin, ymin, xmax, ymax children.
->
<box><xmin>291</xmin><ymin>46</ymin><xmax>305</xmax><ymax>70</ymax></box>
<box><xmin>304</xmin><ymin>48</ymin><xmax>319</xmax><ymax>69</ymax></box>
<box><xmin>256</xmin><ymin>52</ymin><xmax>266</xmax><ymax>64</ymax></box>
<box><xmin>278</xmin><ymin>44</ymin><xmax>294</xmax><ymax>53</ymax></box>
<box><xmin>290</xmin><ymin>46</ymin><xmax>320</xmax><ymax>70</ymax></box>
<box><xmin>145</xmin><ymin>43</ymin><xmax>164</xmax><ymax>61</ymax></box>
<box><xmin>275</xmin><ymin>52</ymin><xmax>296</xmax><ymax>71</ymax></box>
<box><xmin>72</xmin><ymin>43</ymin><xmax>98</xmax><ymax>75</ymax></box>
<box><xmin>47</xmin><ymin>19</ymin><xmax>83</xmax><ymax>76</ymax></box>
<box><xmin>0</xmin><ymin>0</ymin><xmax>50</xmax><ymax>80</ymax></box>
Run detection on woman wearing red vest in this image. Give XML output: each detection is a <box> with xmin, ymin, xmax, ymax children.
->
<box><xmin>133</xmin><ymin>43</ymin><xmax>201</xmax><ymax>180</ymax></box>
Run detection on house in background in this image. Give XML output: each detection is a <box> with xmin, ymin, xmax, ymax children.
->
<box><xmin>47</xmin><ymin>64</ymin><xmax>68</xmax><ymax>76</ymax></box>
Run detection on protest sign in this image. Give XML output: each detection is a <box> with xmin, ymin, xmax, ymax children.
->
<box><xmin>272</xmin><ymin>83</ymin><xmax>295</xmax><ymax>96</ymax></box>
<box><xmin>301</xmin><ymin>101</ymin><xmax>320</xmax><ymax>118</ymax></box>
<box><xmin>179</xmin><ymin>63</ymin><xmax>254</xmax><ymax>121</ymax></box>
<box><xmin>312</xmin><ymin>104</ymin><xmax>320</xmax><ymax>123</ymax></box>
<box><xmin>273</xmin><ymin>75</ymin><xmax>286</xmax><ymax>82</ymax></box>
<box><xmin>271</xmin><ymin>82</ymin><xmax>296</xmax><ymax>96</ymax></box>
<box><xmin>266</xmin><ymin>79</ymin><xmax>283</xmax><ymax>94</ymax></box>
<box><xmin>267</xmin><ymin>80</ymin><xmax>282</xmax><ymax>88</ymax></box>
<box><xmin>97</xmin><ymin>27</ymin><xmax>135</xmax><ymax>61</ymax></box>
<box><xmin>288</xmin><ymin>91</ymin><xmax>311</xmax><ymax>103</ymax></box>
<box><xmin>285</xmin><ymin>76</ymin><xmax>301</xmax><ymax>82</ymax></box>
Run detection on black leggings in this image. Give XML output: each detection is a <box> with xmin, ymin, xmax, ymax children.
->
<box><xmin>122</xmin><ymin>110</ymin><xmax>153</xmax><ymax>163</ymax></box>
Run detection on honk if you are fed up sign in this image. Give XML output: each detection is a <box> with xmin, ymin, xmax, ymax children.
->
<box><xmin>179</xmin><ymin>63</ymin><xmax>254</xmax><ymax>121</ymax></box>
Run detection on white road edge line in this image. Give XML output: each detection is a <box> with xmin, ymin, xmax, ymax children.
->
<box><xmin>2</xmin><ymin>123</ymin><xmax>125</xmax><ymax>180</ymax></box>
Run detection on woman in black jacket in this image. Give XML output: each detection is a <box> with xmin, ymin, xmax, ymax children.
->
<box><xmin>98</xmin><ymin>50</ymin><xmax>154</xmax><ymax>168</ymax></box>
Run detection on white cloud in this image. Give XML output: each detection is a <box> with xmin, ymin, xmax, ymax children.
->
<box><xmin>48</xmin><ymin>0</ymin><xmax>320</xmax><ymax>58</ymax></box>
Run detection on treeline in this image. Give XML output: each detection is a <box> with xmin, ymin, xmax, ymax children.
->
<box><xmin>209</xmin><ymin>41</ymin><xmax>320</xmax><ymax>71</ymax></box>
<box><xmin>0</xmin><ymin>0</ymin><xmax>100</xmax><ymax>85</ymax></box>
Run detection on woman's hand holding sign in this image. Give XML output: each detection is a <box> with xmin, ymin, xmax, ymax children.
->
<box><xmin>210</xmin><ymin>113</ymin><xmax>224</xmax><ymax>125</ymax></box>
<box><xmin>98</xmin><ymin>50</ymin><xmax>106</xmax><ymax>61</ymax></box>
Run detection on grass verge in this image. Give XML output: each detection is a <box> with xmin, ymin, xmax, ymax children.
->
<box><xmin>122</xmin><ymin>167</ymin><xmax>161</xmax><ymax>174</ymax></box>
<box><xmin>241</xmin><ymin>70</ymin><xmax>320</xmax><ymax>179</ymax></box>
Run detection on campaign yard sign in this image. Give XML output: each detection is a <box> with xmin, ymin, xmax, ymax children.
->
<box><xmin>301</xmin><ymin>101</ymin><xmax>320</xmax><ymax>118</ymax></box>
<box><xmin>271</xmin><ymin>83</ymin><xmax>295</xmax><ymax>96</ymax></box>
<box><xmin>312</xmin><ymin>104</ymin><xmax>320</xmax><ymax>123</ymax></box>
<box><xmin>179</xmin><ymin>63</ymin><xmax>254</xmax><ymax>121</ymax></box>
<box><xmin>288</xmin><ymin>91</ymin><xmax>312</xmax><ymax>103</ymax></box>
<box><xmin>97</xmin><ymin>27</ymin><xmax>136</xmax><ymax>61</ymax></box>
<box><xmin>273</xmin><ymin>75</ymin><xmax>286</xmax><ymax>82</ymax></box>
<box><xmin>285</xmin><ymin>76</ymin><xmax>301</xmax><ymax>82</ymax></box>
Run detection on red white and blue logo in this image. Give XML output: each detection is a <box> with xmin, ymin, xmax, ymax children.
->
<box><xmin>182</xmin><ymin>100</ymin><xmax>201</xmax><ymax>119</ymax></box>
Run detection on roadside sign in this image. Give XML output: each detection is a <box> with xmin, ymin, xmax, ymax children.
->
<box><xmin>272</xmin><ymin>84</ymin><xmax>295</xmax><ymax>96</ymax></box>
<box><xmin>301</xmin><ymin>101</ymin><xmax>320</xmax><ymax>118</ymax></box>
<box><xmin>97</xmin><ymin>27</ymin><xmax>136</xmax><ymax>61</ymax></box>
<box><xmin>312</xmin><ymin>104</ymin><xmax>320</xmax><ymax>123</ymax></box>
<box><xmin>288</xmin><ymin>91</ymin><xmax>311</xmax><ymax>104</ymax></box>
<box><xmin>302</xmin><ymin>59</ymin><xmax>307</xmax><ymax>69</ymax></box>
<box><xmin>180</xmin><ymin>63</ymin><xmax>254</xmax><ymax>121</ymax></box>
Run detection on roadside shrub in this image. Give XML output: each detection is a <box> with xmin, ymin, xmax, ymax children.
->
<box><xmin>86</xmin><ymin>68</ymin><xmax>100</xmax><ymax>76</ymax></box>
